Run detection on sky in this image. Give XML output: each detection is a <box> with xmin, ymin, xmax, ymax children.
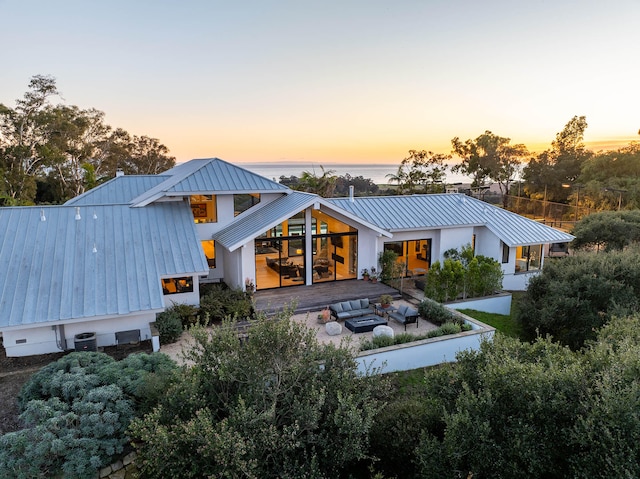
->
<box><xmin>1</xmin><ymin>0</ymin><xmax>639</xmax><ymax>165</ymax></box>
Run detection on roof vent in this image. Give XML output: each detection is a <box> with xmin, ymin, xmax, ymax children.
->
<box><xmin>40</xmin><ymin>209</ymin><xmax>46</xmax><ymax>222</ymax></box>
<box><xmin>75</xmin><ymin>207</ymin><xmax>81</xmax><ymax>221</ymax></box>
<box><xmin>349</xmin><ymin>185</ymin><xmax>355</xmax><ymax>202</ymax></box>
<box><xmin>115</xmin><ymin>168</ymin><xmax>124</xmax><ymax>177</ymax></box>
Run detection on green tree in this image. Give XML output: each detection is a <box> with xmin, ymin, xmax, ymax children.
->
<box><xmin>293</xmin><ymin>165</ymin><xmax>337</xmax><ymax>197</ymax></box>
<box><xmin>517</xmin><ymin>249</ymin><xmax>640</xmax><ymax>349</ymax></box>
<box><xmin>523</xmin><ymin>115</ymin><xmax>592</xmax><ymax>203</ymax></box>
<box><xmin>130</xmin><ymin>310</ymin><xmax>383</xmax><ymax>478</ymax></box>
<box><xmin>0</xmin><ymin>74</ymin><xmax>59</xmax><ymax>203</ymax></box>
<box><xmin>386</xmin><ymin>149</ymin><xmax>450</xmax><ymax>194</ymax></box>
<box><xmin>571</xmin><ymin>210</ymin><xmax>640</xmax><ymax>252</ymax></box>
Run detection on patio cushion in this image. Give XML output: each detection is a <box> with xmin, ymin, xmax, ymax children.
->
<box><xmin>349</xmin><ymin>300</ymin><xmax>361</xmax><ymax>310</ymax></box>
<box><xmin>360</xmin><ymin>298</ymin><xmax>370</xmax><ymax>309</ymax></box>
<box><xmin>397</xmin><ymin>304</ymin><xmax>408</xmax><ymax>315</ymax></box>
<box><xmin>340</xmin><ymin>301</ymin><xmax>353</xmax><ymax>312</ymax></box>
<box><xmin>331</xmin><ymin>303</ymin><xmax>343</xmax><ymax>313</ymax></box>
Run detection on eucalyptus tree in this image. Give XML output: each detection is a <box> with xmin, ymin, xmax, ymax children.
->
<box><xmin>0</xmin><ymin>74</ymin><xmax>59</xmax><ymax>203</ymax></box>
<box><xmin>387</xmin><ymin>149</ymin><xmax>449</xmax><ymax>194</ymax></box>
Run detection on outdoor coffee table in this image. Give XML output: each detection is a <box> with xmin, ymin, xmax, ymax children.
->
<box><xmin>374</xmin><ymin>303</ymin><xmax>397</xmax><ymax>317</ymax></box>
<box><xmin>344</xmin><ymin>315</ymin><xmax>388</xmax><ymax>333</ymax></box>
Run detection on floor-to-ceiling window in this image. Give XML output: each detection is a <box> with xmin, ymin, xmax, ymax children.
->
<box><xmin>515</xmin><ymin>244</ymin><xmax>542</xmax><ymax>273</ymax></box>
<box><xmin>253</xmin><ymin>209</ymin><xmax>358</xmax><ymax>290</ymax></box>
<box><xmin>311</xmin><ymin>210</ymin><xmax>357</xmax><ymax>284</ymax></box>
<box><xmin>383</xmin><ymin>239</ymin><xmax>432</xmax><ymax>277</ymax></box>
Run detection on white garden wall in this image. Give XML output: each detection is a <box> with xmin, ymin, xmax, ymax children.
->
<box><xmin>355</xmin><ymin>314</ymin><xmax>495</xmax><ymax>374</ymax></box>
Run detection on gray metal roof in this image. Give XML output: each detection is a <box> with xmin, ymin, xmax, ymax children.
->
<box><xmin>65</xmin><ymin>175</ymin><xmax>169</xmax><ymax>206</ymax></box>
<box><xmin>329</xmin><ymin>194</ymin><xmax>574</xmax><ymax>247</ymax></box>
<box><xmin>213</xmin><ymin>191</ymin><xmax>319</xmax><ymax>251</ymax></box>
<box><xmin>0</xmin><ymin>202</ymin><xmax>208</xmax><ymax>329</ymax></box>
<box><xmin>131</xmin><ymin>158</ymin><xmax>289</xmax><ymax>206</ymax></box>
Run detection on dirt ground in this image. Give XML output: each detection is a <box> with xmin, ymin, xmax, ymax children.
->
<box><xmin>0</xmin><ymin>341</ymin><xmax>152</xmax><ymax>435</ymax></box>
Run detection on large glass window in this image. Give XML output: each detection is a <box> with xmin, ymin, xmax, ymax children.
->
<box><xmin>162</xmin><ymin>277</ymin><xmax>194</xmax><ymax>295</ymax></box>
<box><xmin>234</xmin><ymin>193</ymin><xmax>260</xmax><ymax>216</ymax></box>
<box><xmin>515</xmin><ymin>244</ymin><xmax>542</xmax><ymax>272</ymax></box>
<box><xmin>190</xmin><ymin>195</ymin><xmax>217</xmax><ymax>223</ymax></box>
<box><xmin>383</xmin><ymin>239</ymin><xmax>431</xmax><ymax>277</ymax></box>
<box><xmin>202</xmin><ymin>240</ymin><xmax>216</xmax><ymax>268</ymax></box>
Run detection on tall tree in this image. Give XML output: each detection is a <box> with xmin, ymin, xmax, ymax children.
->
<box><xmin>523</xmin><ymin>116</ymin><xmax>592</xmax><ymax>203</ymax></box>
<box><xmin>0</xmin><ymin>75</ymin><xmax>59</xmax><ymax>203</ymax></box>
<box><xmin>294</xmin><ymin>165</ymin><xmax>337</xmax><ymax>197</ymax></box>
<box><xmin>387</xmin><ymin>149</ymin><xmax>450</xmax><ymax>194</ymax></box>
<box><xmin>452</xmin><ymin>131</ymin><xmax>527</xmax><ymax>204</ymax></box>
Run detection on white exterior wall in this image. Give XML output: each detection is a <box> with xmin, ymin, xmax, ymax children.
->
<box><xmin>162</xmin><ymin>274</ymin><xmax>201</xmax><ymax>307</ymax></box>
<box><xmin>473</xmin><ymin>226</ymin><xmax>501</xmax><ymax>259</ymax></box>
<box><xmin>436</xmin><ymin>227</ymin><xmax>475</xmax><ymax>262</ymax></box>
<box><xmin>2</xmin><ymin>311</ymin><xmax>158</xmax><ymax>357</ymax></box>
<box><xmin>503</xmin><ymin>270</ymin><xmax>538</xmax><ymax>291</ymax></box>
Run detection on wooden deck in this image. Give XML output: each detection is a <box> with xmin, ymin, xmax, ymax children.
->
<box><xmin>253</xmin><ymin>279</ymin><xmax>402</xmax><ymax>315</ymax></box>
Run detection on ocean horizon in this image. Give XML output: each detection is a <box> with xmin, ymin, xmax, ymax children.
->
<box><xmin>238</xmin><ymin>162</ymin><xmax>472</xmax><ymax>186</ymax></box>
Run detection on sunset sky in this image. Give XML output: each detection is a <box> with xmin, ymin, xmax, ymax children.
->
<box><xmin>1</xmin><ymin>0</ymin><xmax>639</xmax><ymax>165</ymax></box>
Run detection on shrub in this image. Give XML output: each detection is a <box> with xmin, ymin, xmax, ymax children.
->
<box><xmin>425</xmin><ymin>245</ymin><xmax>503</xmax><ymax>301</ymax></box>
<box><xmin>199</xmin><ymin>283</ymin><xmax>254</xmax><ymax>322</ymax></box>
<box><xmin>155</xmin><ymin>308</ymin><xmax>183</xmax><ymax>344</ymax></box>
<box><xmin>168</xmin><ymin>302</ymin><xmax>200</xmax><ymax>328</ymax></box>
<box><xmin>4</xmin><ymin>352</ymin><xmax>178</xmax><ymax>479</ymax></box>
<box><xmin>418</xmin><ymin>299</ymin><xmax>460</xmax><ymax>326</ymax></box>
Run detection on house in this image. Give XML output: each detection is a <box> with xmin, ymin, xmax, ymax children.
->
<box><xmin>0</xmin><ymin>158</ymin><xmax>573</xmax><ymax>357</ymax></box>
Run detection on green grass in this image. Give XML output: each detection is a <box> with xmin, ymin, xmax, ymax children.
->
<box><xmin>457</xmin><ymin>291</ymin><xmax>527</xmax><ymax>340</ymax></box>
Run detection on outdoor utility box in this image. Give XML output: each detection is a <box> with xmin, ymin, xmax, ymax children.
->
<box><xmin>74</xmin><ymin>332</ymin><xmax>97</xmax><ymax>352</ymax></box>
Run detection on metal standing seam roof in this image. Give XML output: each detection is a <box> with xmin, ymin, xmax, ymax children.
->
<box><xmin>0</xmin><ymin>202</ymin><xmax>209</xmax><ymax>329</ymax></box>
<box><xmin>64</xmin><ymin>175</ymin><xmax>170</xmax><ymax>206</ymax></box>
<box><xmin>329</xmin><ymin>194</ymin><xmax>574</xmax><ymax>247</ymax></box>
<box><xmin>212</xmin><ymin>191</ymin><xmax>391</xmax><ymax>252</ymax></box>
<box><xmin>212</xmin><ymin>191</ymin><xmax>320</xmax><ymax>251</ymax></box>
<box><xmin>131</xmin><ymin>158</ymin><xmax>289</xmax><ymax>207</ymax></box>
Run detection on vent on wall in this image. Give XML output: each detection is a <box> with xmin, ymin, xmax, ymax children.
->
<box><xmin>15</xmin><ymin>339</ymin><xmax>26</xmax><ymax>344</ymax></box>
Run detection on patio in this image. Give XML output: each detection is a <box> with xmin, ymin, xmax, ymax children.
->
<box><xmin>253</xmin><ymin>279</ymin><xmax>402</xmax><ymax>314</ymax></box>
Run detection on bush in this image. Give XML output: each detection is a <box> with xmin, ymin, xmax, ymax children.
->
<box><xmin>418</xmin><ymin>299</ymin><xmax>460</xmax><ymax>326</ymax></box>
<box><xmin>517</xmin><ymin>248</ymin><xmax>640</xmax><ymax>349</ymax></box>
<box><xmin>155</xmin><ymin>308</ymin><xmax>183</xmax><ymax>344</ymax></box>
<box><xmin>4</xmin><ymin>352</ymin><xmax>178</xmax><ymax>479</ymax></box>
<box><xmin>199</xmin><ymin>283</ymin><xmax>254</xmax><ymax>322</ymax></box>
<box><xmin>168</xmin><ymin>302</ymin><xmax>200</xmax><ymax>328</ymax></box>
<box><xmin>130</xmin><ymin>311</ymin><xmax>383</xmax><ymax>478</ymax></box>
<box><xmin>424</xmin><ymin>245</ymin><xmax>503</xmax><ymax>301</ymax></box>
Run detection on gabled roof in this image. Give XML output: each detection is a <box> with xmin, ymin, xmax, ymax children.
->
<box><xmin>65</xmin><ymin>175</ymin><xmax>169</xmax><ymax>206</ymax></box>
<box><xmin>131</xmin><ymin>158</ymin><xmax>289</xmax><ymax>207</ymax></box>
<box><xmin>0</xmin><ymin>202</ymin><xmax>208</xmax><ymax>329</ymax></box>
<box><xmin>329</xmin><ymin>194</ymin><xmax>574</xmax><ymax>247</ymax></box>
<box><xmin>212</xmin><ymin>191</ymin><xmax>390</xmax><ymax>252</ymax></box>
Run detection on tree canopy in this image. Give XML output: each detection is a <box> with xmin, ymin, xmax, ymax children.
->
<box><xmin>0</xmin><ymin>75</ymin><xmax>175</xmax><ymax>205</ymax></box>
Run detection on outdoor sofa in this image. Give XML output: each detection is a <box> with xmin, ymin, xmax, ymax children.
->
<box><xmin>329</xmin><ymin>298</ymin><xmax>373</xmax><ymax>321</ymax></box>
<box><xmin>387</xmin><ymin>304</ymin><xmax>420</xmax><ymax>330</ymax></box>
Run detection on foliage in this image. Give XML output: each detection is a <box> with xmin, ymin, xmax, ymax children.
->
<box><xmin>522</xmin><ymin>115</ymin><xmax>591</xmax><ymax>203</ymax></box>
<box><xmin>417</xmin><ymin>299</ymin><xmax>460</xmax><ymax>326</ymax></box>
<box><xmin>155</xmin><ymin>308</ymin><xmax>183</xmax><ymax>344</ymax></box>
<box><xmin>379</xmin><ymin>294</ymin><xmax>393</xmax><ymax>305</ymax></box>
<box><xmin>288</xmin><ymin>165</ymin><xmax>338</xmax><ymax>197</ymax></box>
<box><xmin>517</xmin><ymin>249</ymin><xmax>640</xmax><ymax>349</ymax></box>
<box><xmin>0</xmin><ymin>75</ymin><xmax>175</xmax><ymax>204</ymax></box>
<box><xmin>1</xmin><ymin>352</ymin><xmax>177</xmax><ymax>478</ymax></box>
<box><xmin>451</xmin><ymin>131</ymin><xmax>528</xmax><ymax>206</ymax></box>
<box><xmin>385</xmin><ymin>149</ymin><xmax>450</xmax><ymax>194</ymax></box>
<box><xmin>199</xmin><ymin>282</ymin><xmax>254</xmax><ymax>323</ymax></box>
<box><xmin>404</xmin><ymin>316</ymin><xmax>640</xmax><ymax>478</ymax></box>
<box><xmin>571</xmin><ymin>210</ymin><xmax>640</xmax><ymax>251</ymax></box>
<box><xmin>130</xmin><ymin>310</ymin><xmax>383</xmax><ymax>478</ymax></box>
<box><xmin>168</xmin><ymin>302</ymin><xmax>201</xmax><ymax>328</ymax></box>
<box><xmin>425</xmin><ymin>245</ymin><xmax>503</xmax><ymax>302</ymax></box>
<box><xmin>378</xmin><ymin>249</ymin><xmax>402</xmax><ymax>283</ymax></box>
<box><xmin>280</xmin><ymin>172</ymin><xmax>379</xmax><ymax>197</ymax></box>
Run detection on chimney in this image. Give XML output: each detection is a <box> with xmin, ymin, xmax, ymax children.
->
<box><xmin>115</xmin><ymin>168</ymin><xmax>124</xmax><ymax>177</ymax></box>
<box><xmin>349</xmin><ymin>185</ymin><xmax>355</xmax><ymax>202</ymax></box>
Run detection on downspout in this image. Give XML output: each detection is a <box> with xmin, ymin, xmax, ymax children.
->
<box><xmin>54</xmin><ymin>324</ymin><xmax>68</xmax><ymax>351</ymax></box>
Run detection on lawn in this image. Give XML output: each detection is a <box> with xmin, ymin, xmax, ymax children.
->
<box><xmin>458</xmin><ymin>292</ymin><xmax>526</xmax><ymax>339</ymax></box>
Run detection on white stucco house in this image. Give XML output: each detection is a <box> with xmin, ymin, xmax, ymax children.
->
<box><xmin>0</xmin><ymin>158</ymin><xmax>573</xmax><ymax>357</ymax></box>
